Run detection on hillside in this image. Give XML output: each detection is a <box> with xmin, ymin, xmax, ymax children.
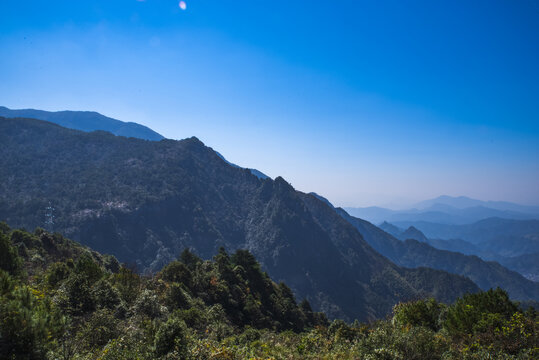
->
<box><xmin>2</xmin><ymin>225</ymin><xmax>537</xmax><ymax>359</ymax></box>
<box><xmin>0</xmin><ymin>106</ymin><xmax>164</xmax><ymax>141</ymax></box>
<box><xmin>0</xmin><ymin>116</ymin><xmax>480</xmax><ymax>321</ymax></box>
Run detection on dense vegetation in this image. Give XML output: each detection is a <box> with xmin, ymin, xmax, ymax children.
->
<box><xmin>1</xmin><ymin>225</ymin><xmax>537</xmax><ymax>359</ymax></box>
<box><xmin>0</xmin><ymin>117</ymin><xmax>481</xmax><ymax>321</ymax></box>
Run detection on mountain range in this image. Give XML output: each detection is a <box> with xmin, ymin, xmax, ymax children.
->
<box><xmin>345</xmin><ymin>196</ymin><xmax>539</xmax><ymax>225</ymax></box>
<box><xmin>380</xmin><ymin>220</ymin><xmax>539</xmax><ymax>282</ymax></box>
<box><xmin>332</xmin><ymin>208</ymin><xmax>539</xmax><ymax>302</ymax></box>
<box><xmin>0</xmin><ymin>116</ymin><xmax>485</xmax><ymax>321</ymax></box>
<box><xmin>0</xmin><ymin>106</ymin><xmax>164</xmax><ymax>141</ymax></box>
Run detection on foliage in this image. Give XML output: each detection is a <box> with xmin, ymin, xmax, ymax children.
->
<box><xmin>0</xmin><ymin>227</ymin><xmax>537</xmax><ymax>359</ymax></box>
<box><xmin>0</xmin><ymin>231</ymin><xmax>21</xmax><ymax>275</ymax></box>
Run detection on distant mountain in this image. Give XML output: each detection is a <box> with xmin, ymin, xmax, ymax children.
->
<box><xmin>392</xmin><ymin>218</ymin><xmax>539</xmax><ymax>246</ymax></box>
<box><xmin>414</xmin><ymin>195</ymin><xmax>539</xmax><ymax>214</ymax></box>
<box><xmin>336</xmin><ymin>209</ymin><xmax>539</xmax><ymax>301</ymax></box>
<box><xmin>379</xmin><ymin>221</ymin><xmax>402</xmax><ymax>237</ymax></box>
<box><xmin>384</xmin><ymin>220</ymin><xmax>539</xmax><ymax>282</ymax></box>
<box><xmin>0</xmin><ymin>116</ymin><xmax>480</xmax><ymax>321</ymax></box>
<box><xmin>345</xmin><ymin>201</ymin><xmax>539</xmax><ymax>226</ymax></box>
<box><xmin>0</xmin><ymin>106</ymin><xmax>164</xmax><ymax>141</ymax></box>
<box><xmin>498</xmin><ymin>253</ymin><xmax>539</xmax><ymax>283</ymax></box>
<box><xmin>399</xmin><ymin>226</ymin><xmax>429</xmax><ymax>243</ymax></box>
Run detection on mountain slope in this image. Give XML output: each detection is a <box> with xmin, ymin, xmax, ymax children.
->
<box><xmin>336</xmin><ymin>209</ymin><xmax>539</xmax><ymax>302</ymax></box>
<box><xmin>215</xmin><ymin>151</ymin><xmax>270</xmax><ymax>180</ymax></box>
<box><xmin>0</xmin><ymin>106</ymin><xmax>164</xmax><ymax>141</ymax></box>
<box><xmin>498</xmin><ymin>253</ymin><xmax>539</xmax><ymax>282</ymax></box>
<box><xmin>0</xmin><ymin>116</ymin><xmax>480</xmax><ymax>321</ymax></box>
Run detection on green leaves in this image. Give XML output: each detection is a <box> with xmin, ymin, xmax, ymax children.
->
<box><xmin>0</xmin><ymin>231</ymin><xmax>21</xmax><ymax>275</ymax></box>
<box><xmin>0</xmin><ymin>275</ymin><xmax>64</xmax><ymax>359</ymax></box>
<box><xmin>0</xmin><ymin>226</ymin><xmax>537</xmax><ymax>359</ymax></box>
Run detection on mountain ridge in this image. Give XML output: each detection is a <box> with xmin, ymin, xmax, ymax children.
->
<box><xmin>335</xmin><ymin>208</ymin><xmax>539</xmax><ymax>302</ymax></box>
<box><xmin>0</xmin><ymin>106</ymin><xmax>164</xmax><ymax>141</ymax></box>
<box><xmin>0</xmin><ymin>116</ymin><xmax>480</xmax><ymax>321</ymax></box>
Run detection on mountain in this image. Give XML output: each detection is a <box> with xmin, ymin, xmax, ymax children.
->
<box><xmin>0</xmin><ymin>116</ymin><xmax>481</xmax><ymax>322</ymax></box>
<box><xmin>379</xmin><ymin>221</ymin><xmax>403</xmax><ymax>237</ymax></box>
<box><xmin>0</xmin><ymin>106</ymin><xmax>164</xmax><ymax>141</ymax></box>
<box><xmin>392</xmin><ymin>218</ymin><xmax>539</xmax><ymax>246</ymax></box>
<box><xmin>336</xmin><ymin>209</ymin><xmax>539</xmax><ymax>302</ymax></box>
<box><xmin>345</xmin><ymin>203</ymin><xmax>538</xmax><ymax>225</ymax></box>
<box><xmin>498</xmin><ymin>253</ymin><xmax>539</xmax><ymax>283</ymax></box>
<box><xmin>399</xmin><ymin>226</ymin><xmax>429</xmax><ymax>243</ymax></box>
<box><xmin>414</xmin><ymin>195</ymin><xmax>539</xmax><ymax>214</ymax></box>
<box><xmin>381</xmin><ymin>221</ymin><xmax>539</xmax><ymax>282</ymax></box>
<box><xmin>215</xmin><ymin>151</ymin><xmax>270</xmax><ymax>180</ymax></box>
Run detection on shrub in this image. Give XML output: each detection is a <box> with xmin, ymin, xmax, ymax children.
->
<box><xmin>393</xmin><ymin>298</ymin><xmax>445</xmax><ymax>331</ymax></box>
<box><xmin>0</xmin><ymin>232</ymin><xmax>22</xmax><ymax>275</ymax></box>
<box><xmin>154</xmin><ymin>316</ymin><xmax>188</xmax><ymax>357</ymax></box>
<box><xmin>92</xmin><ymin>278</ymin><xmax>121</xmax><ymax>310</ymax></box>
<box><xmin>132</xmin><ymin>289</ymin><xmax>163</xmax><ymax>319</ymax></box>
<box><xmin>45</xmin><ymin>262</ymin><xmax>71</xmax><ymax>288</ymax></box>
<box><xmin>78</xmin><ymin>308</ymin><xmax>120</xmax><ymax>350</ymax></box>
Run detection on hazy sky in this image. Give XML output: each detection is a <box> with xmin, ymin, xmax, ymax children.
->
<box><xmin>1</xmin><ymin>1</ymin><xmax>538</xmax><ymax>207</ymax></box>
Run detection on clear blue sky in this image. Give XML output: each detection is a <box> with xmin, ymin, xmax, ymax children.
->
<box><xmin>1</xmin><ymin>0</ymin><xmax>538</xmax><ymax>207</ymax></box>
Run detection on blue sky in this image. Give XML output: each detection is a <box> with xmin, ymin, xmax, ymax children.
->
<box><xmin>1</xmin><ymin>0</ymin><xmax>538</xmax><ymax>207</ymax></box>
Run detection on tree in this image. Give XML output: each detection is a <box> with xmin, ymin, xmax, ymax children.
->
<box><xmin>393</xmin><ymin>298</ymin><xmax>445</xmax><ymax>331</ymax></box>
<box><xmin>0</xmin><ymin>232</ymin><xmax>21</xmax><ymax>275</ymax></box>
<box><xmin>444</xmin><ymin>288</ymin><xmax>518</xmax><ymax>336</ymax></box>
<box><xmin>154</xmin><ymin>316</ymin><xmax>188</xmax><ymax>357</ymax></box>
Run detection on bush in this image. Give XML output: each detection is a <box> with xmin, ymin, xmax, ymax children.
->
<box><xmin>161</xmin><ymin>261</ymin><xmax>192</xmax><ymax>288</ymax></box>
<box><xmin>165</xmin><ymin>283</ymin><xmax>190</xmax><ymax>310</ymax></box>
<box><xmin>63</xmin><ymin>273</ymin><xmax>95</xmax><ymax>314</ymax></box>
<box><xmin>78</xmin><ymin>308</ymin><xmax>120</xmax><ymax>350</ymax></box>
<box><xmin>444</xmin><ymin>288</ymin><xmax>517</xmax><ymax>336</ymax></box>
<box><xmin>74</xmin><ymin>253</ymin><xmax>103</xmax><ymax>285</ymax></box>
<box><xmin>393</xmin><ymin>298</ymin><xmax>445</xmax><ymax>331</ymax></box>
<box><xmin>112</xmin><ymin>266</ymin><xmax>141</xmax><ymax>304</ymax></box>
<box><xmin>0</xmin><ymin>284</ymin><xmax>64</xmax><ymax>359</ymax></box>
<box><xmin>45</xmin><ymin>262</ymin><xmax>71</xmax><ymax>288</ymax></box>
<box><xmin>0</xmin><ymin>232</ymin><xmax>21</xmax><ymax>275</ymax></box>
<box><xmin>132</xmin><ymin>289</ymin><xmax>163</xmax><ymax>319</ymax></box>
<box><xmin>92</xmin><ymin>278</ymin><xmax>121</xmax><ymax>310</ymax></box>
<box><xmin>154</xmin><ymin>316</ymin><xmax>188</xmax><ymax>357</ymax></box>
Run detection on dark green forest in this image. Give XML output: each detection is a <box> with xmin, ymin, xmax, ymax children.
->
<box><xmin>1</xmin><ymin>224</ymin><xmax>537</xmax><ymax>359</ymax></box>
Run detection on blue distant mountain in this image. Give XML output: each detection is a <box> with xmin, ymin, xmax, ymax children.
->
<box><xmin>413</xmin><ymin>195</ymin><xmax>539</xmax><ymax>214</ymax></box>
<box><xmin>345</xmin><ymin>196</ymin><xmax>539</xmax><ymax>225</ymax></box>
<box><xmin>0</xmin><ymin>106</ymin><xmax>164</xmax><ymax>141</ymax></box>
<box><xmin>380</xmin><ymin>219</ymin><xmax>539</xmax><ymax>282</ymax></box>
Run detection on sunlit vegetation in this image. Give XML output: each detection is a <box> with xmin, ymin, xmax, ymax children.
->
<box><xmin>0</xmin><ymin>224</ymin><xmax>537</xmax><ymax>359</ymax></box>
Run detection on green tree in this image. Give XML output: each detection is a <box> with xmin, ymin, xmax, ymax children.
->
<box><xmin>154</xmin><ymin>315</ymin><xmax>188</xmax><ymax>357</ymax></box>
<box><xmin>393</xmin><ymin>298</ymin><xmax>445</xmax><ymax>331</ymax></box>
<box><xmin>0</xmin><ymin>280</ymin><xmax>64</xmax><ymax>359</ymax></box>
<box><xmin>444</xmin><ymin>288</ymin><xmax>518</xmax><ymax>336</ymax></box>
<box><xmin>0</xmin><ymin>231</ymin><xmax>21</xmax><ymax>275</ymax></box>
